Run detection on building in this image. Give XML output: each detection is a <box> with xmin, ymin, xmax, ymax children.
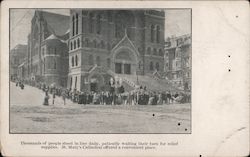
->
<box><xmin>17</xmin><ymin>58</ymin><xmax>28</xmax><ymax>80</ymax></box>
<box><xmin>68</xmin><ymin>10</ymin><xmax>165</xmax><ymax>92</ymax></box>
<box><xmin>10</xmin><ymin>44</ymin><xmax>27</xmax><ymax>80</ymax></box>
<box><xmin>27</xmin><ymin>10</ymin><xmax>70</xmax><ymax>87</ymax></box>
<box><xmin>164</xmin><ymin>34</ymin><xmax>191</xmax><ymax>91</ymax></box>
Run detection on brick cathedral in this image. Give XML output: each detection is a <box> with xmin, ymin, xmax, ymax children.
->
<box><xmin>14</xmin><ymin>9</ymin><xmax>170</xmax><ymax>92</ymax></box>
<box><xmin>68</xmin><ymin>10</ymin><xmax>165</xmax><ymax>92</ymax></box>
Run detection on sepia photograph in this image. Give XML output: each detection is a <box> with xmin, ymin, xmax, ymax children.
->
<box><xmin>9</xmin><ymin>8</ymin><xmax>191</xmax><ymax>134</ymax></box>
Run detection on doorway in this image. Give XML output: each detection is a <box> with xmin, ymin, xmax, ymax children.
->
<box><xmin>124</xmin><ymin>64</ymin><xmax>131</xmax><ymax>74</ymax></box>
<box><xmin>115</xmin><ymin>63</ymin><xmax>122</xmax><ymax>74</ymax></box>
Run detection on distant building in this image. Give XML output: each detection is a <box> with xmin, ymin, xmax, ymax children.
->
<box><xmin>164</xmin><ymin>34</ymin><xmax>191</xmax><ymax>91</ymax></box>
<box><xmin>27</xmin><ymin>10</ymin><xmax>69</xmax><ymax>87</ymax></box>
<box><xmin>10</xmin><ymin>44</ymin><xmax>27</xmax><ymax>80</ymax></box>
<box><xmin>17</xmin><ymin>58</ymin><xmax>28</xmax><ymax>80</ymax></box>
<box><xmin>68</xmin><ymin>10</ymin><xmax>165</xmax><ymax>91</ymax></box>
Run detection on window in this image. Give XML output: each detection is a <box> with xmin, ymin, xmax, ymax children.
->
<box><xmin>74</xmin><ymin>40</ymin><xmax>76</xmax><ymax>49</ymax></box>
<box><xmin>44</xmin><ymin>58</ymin><xmax>46</xmax><ymax>72</ymax></box>
<box><xmin>77</xmin><ymin>38</ymin><xmax>80</xmax><ymax>48</ymax></box>
<box><xmin>76</xmin><ymin>13</ymin><xmax>78</xmax><ymax>35</ymax></box>
<box><xmin>70</xmin><ymin>77</ymin><xmax>72</xmax><ymax>88</ymax></box>
<box><xmin>75</xmin><ymin>76</ymin><xmax>77</xmax><ymax>89</ymax></box>
<box><xmin>155</xmin><ymin>62</ymin><xmax>159</xmax><ymax>71</ymax></box>
<box><xmin>159</xmin><ymin>49</ymin><xmax>163</xmax><ymax>56</ymax></box>
<box><xmin>153</xmin><ymin>48</ymin><xmax>157</xmax><ymax>55</ymax></box>
<box><xmin>150</xmin><ymin>61</ymin><xmax>154</xmax><ymax>71</ymax></box>
<box><xmin>72</xmin><ymin>15</ymin><xmax>75</xmax><ymax>36</ymax></box>
<box><xmin>89</xmin><ymin>13</ymin><xmax>94</xmax><ymax>33</ymax></box>
<box><xmin>70</xmin><ymin>42</ymin><xmax>73</xmax><ymax>50</ymax></box>
<box><xmin>96</xmin><ymin>56</ymin><xmax>101</xmax><ymax>66</ymax></box>
<box><xmin>107</xmin><ymin>58</ymin><xmax>111</xmax><ymax>68</ymax></box>
<box><xmin>72</xmin><ymin>56</ymin><xmax>74</xmax><ymax>67</ymax></box>
<box><xmin>151</xmin><ymin>25</ymin><xmax>154</xmax><ymax>42</ymax></box>
<box><xmin>100</xmin><ymin>40</ymin><xmax>105</xmax><ymax>48</ymax></box>
<box><xmin>156</xmin><ymin>25</ymin><xmax>160</xmax><ymax>43</ymax></box>
<box><xmin>75</xmin><ymin>55</ymin><xmax>78</xmax><ymax>66</ymax></box>
<box><xmin>147</xmin><ymin>47</ymin><xmax>151</xmax><ymax>55</ymax></box>
<box><xmin>96</xmin><ymin>14</ymin><xmax>101</xmax><ymax>34</ymax></box>
<box><xmin>88</xmin><ymin>55</ymin><xmax>93</xmax><ymax>65</ymax></box>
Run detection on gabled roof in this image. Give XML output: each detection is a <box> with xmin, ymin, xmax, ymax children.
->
<box><xmin>37</xmin><ymin>11</ymin><xmax>70</xmax><ymax>36</ymax></box>
<box><xmin>44</xmin><ymin>33</ymin><xmax>68</xmax><ymax>44</ymax></box>
<box><xmin>111</xmin><ymin>31</ymin><xmax>140</xmax><ymax>56</ymax></box>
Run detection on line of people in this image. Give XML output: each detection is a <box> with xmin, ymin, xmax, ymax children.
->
<box><xmin>12</xmin><ymin>79</ymin><xmax>191</xmax><ymax>106</ymax></box>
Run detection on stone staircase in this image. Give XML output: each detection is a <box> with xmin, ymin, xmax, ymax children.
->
<box><xmin>107</xmin><ymin>70</ymin><xmax>179</xmax><ymax>92</ymax></box>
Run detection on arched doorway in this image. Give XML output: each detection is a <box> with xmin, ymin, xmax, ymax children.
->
<box><xmin>112</xmin><ymin>47</ymin><xmax>138</xmax><ymax>75</ymax></box>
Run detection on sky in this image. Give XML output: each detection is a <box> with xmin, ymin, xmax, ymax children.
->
<box><xmin>10</xmin><ymin>9</ymin><xmax>191</xmax><ymax>49</ymax></box>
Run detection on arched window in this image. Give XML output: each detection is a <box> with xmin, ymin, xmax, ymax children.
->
<box><xmin>54</xmin><ymin>59</ymin><xmax>56</xmax><ymax>69</ymax></box>
<box><xmin>70</xmin><ymin>42</ymin><xmax>73</xmax><ymax>50</ymax></box>
<box><xmin>156</xmin><ymin>62</ymin><xmax>159</xmax><ymax>71</ymax></box>
<box><xmin>156</xmin><ymin>25</ymin><xmax>160</xmax><ymax>43</ymax></box>
<box><xmin>96</xmin><ymin>56</ymin><xmax>101</xmax><ymax>66</ymax></box>
<box><xmin>150</xmin><ymin>61</ymin><xmax>154</xmax><ymax>71</ymax></box>
<box><xmin>75</xmin><ymin>55</ymin><xmax>78</xmax><ymax>66</ymax></box>
<box><xmin>77</xmin><ymin>38</ymin><xmax>80</xmax><ymax>48</ymax></box>
<box><xmin>74</xmin><ymin>40</ymin><xmax>76</xmax><ymax>49</ymax></box>
<box><xmin>75</xmin><ymin>76</ymin><xmax>77</xmax><ymax>89</ymax></box>
<box><xmin>107</xmin><ymin>58</ymin><xmax>111</xmax><ymax>68</ymax></box>
<box><xmin>100</xmin><ymin>40</ymin><xmax>105</xmax><ymax>48</ymax></box>
<box><xmin>88</xmin><ymin>55</ymin><xmax>93</xmax><ymax>65</ymax></box>
<box><xmin>72</xmin><ymin>15</ymin><xmax>75</xmax><ymax>36</ymax></box>
<box><xmin>147</xmin><ymin>47</ymin><xmax>151</xmax><ymax>55</ymax></box>
<box><xmin>153</xmin><ymin>48</ymin><xmax>157</xmax><ymax>55</ymax></box>
<box><xmin>72</xmin><ymin>56</ymin><xmax>74</xmax><ymax>67</ymax></box>
<box><xmin>89</xmin><ymin>13</ymin><xmax>94</xmax><ymax>33</ymax></box>
<box><xmin>70</xmin><ymin>77</ymin><xmax>72</xmax><ymax>88</ymax></box>
<box><xmin>159</xmin><ymin>49</ymin><xmax>163</xmax><ymax>56</ymax></box>
<box><xmin>151</xmin><ymin>25</ymin><xmax>154</xmax><ymax>42</ymax></box>
<box><xmin>76</xmin><ymin>13</ymin><xmax>78</xmax><ymax>35</ymax></box>
<box><xmin>96</xmin><ymin>14</ymin><xmax>101</xmax><ymax>34</ymax></box>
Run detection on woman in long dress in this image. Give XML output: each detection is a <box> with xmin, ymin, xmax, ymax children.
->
<box><xmin>43</xmin><ymin>92</ymin><xmax>50</xmax><ymax>106</ymax></box>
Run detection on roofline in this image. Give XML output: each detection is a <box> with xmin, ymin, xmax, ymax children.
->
<box><xmin>35</xmin><ymin>10</ymin><xmax>70</xmax><ymax>18</ymax></box>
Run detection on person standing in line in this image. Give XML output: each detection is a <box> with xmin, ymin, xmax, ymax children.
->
<box><xmin>62</xmin><ymin>90</ymin><xmax>66</xmax><ymax>105</ymax></box>
<box><xmin>52</xmin><ymin>89</ymin><xmax>56</xmax><ymax>105</ymax></box>
<box><xmin>43</xmin><ymin>91</ymin><xmax>50</xmax><ymax>106</ymax></box>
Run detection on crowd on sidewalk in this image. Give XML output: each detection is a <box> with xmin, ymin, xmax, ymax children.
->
<box><xmin>12</xmin><ymin>78</ymin><xmax>191</xmax><ymax>106</ymax></box>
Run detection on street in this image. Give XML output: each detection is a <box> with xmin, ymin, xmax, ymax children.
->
<box><xmin>10</xmin><ymin>82</ymin><xmax>191</xmax><ymax>133</ymax></box>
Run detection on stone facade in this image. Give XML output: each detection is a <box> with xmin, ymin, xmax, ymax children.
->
<box><xmin>10</xmin><ymin>44</ymin><xmax>27</xmax><ymax>79</ymax></box>
<box><xmin>164</xmin><ymin>34</ymin><xmax>191</xmax><ymax>91</ymax></box>
<box><xmin>26</xmin><ymin>10</ymin><xmax>69</xmax><ymax>87</ymax></box>
<box><xmin>68</xmin><ymin>10</ymin><xmax>165</xmax><ymax>92</ymax></box>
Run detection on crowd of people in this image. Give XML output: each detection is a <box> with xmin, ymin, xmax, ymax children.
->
<box><xmin>12</xmin><ymin>78</ymin><xmax>191</xmax><ymax>106</ymax></box>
